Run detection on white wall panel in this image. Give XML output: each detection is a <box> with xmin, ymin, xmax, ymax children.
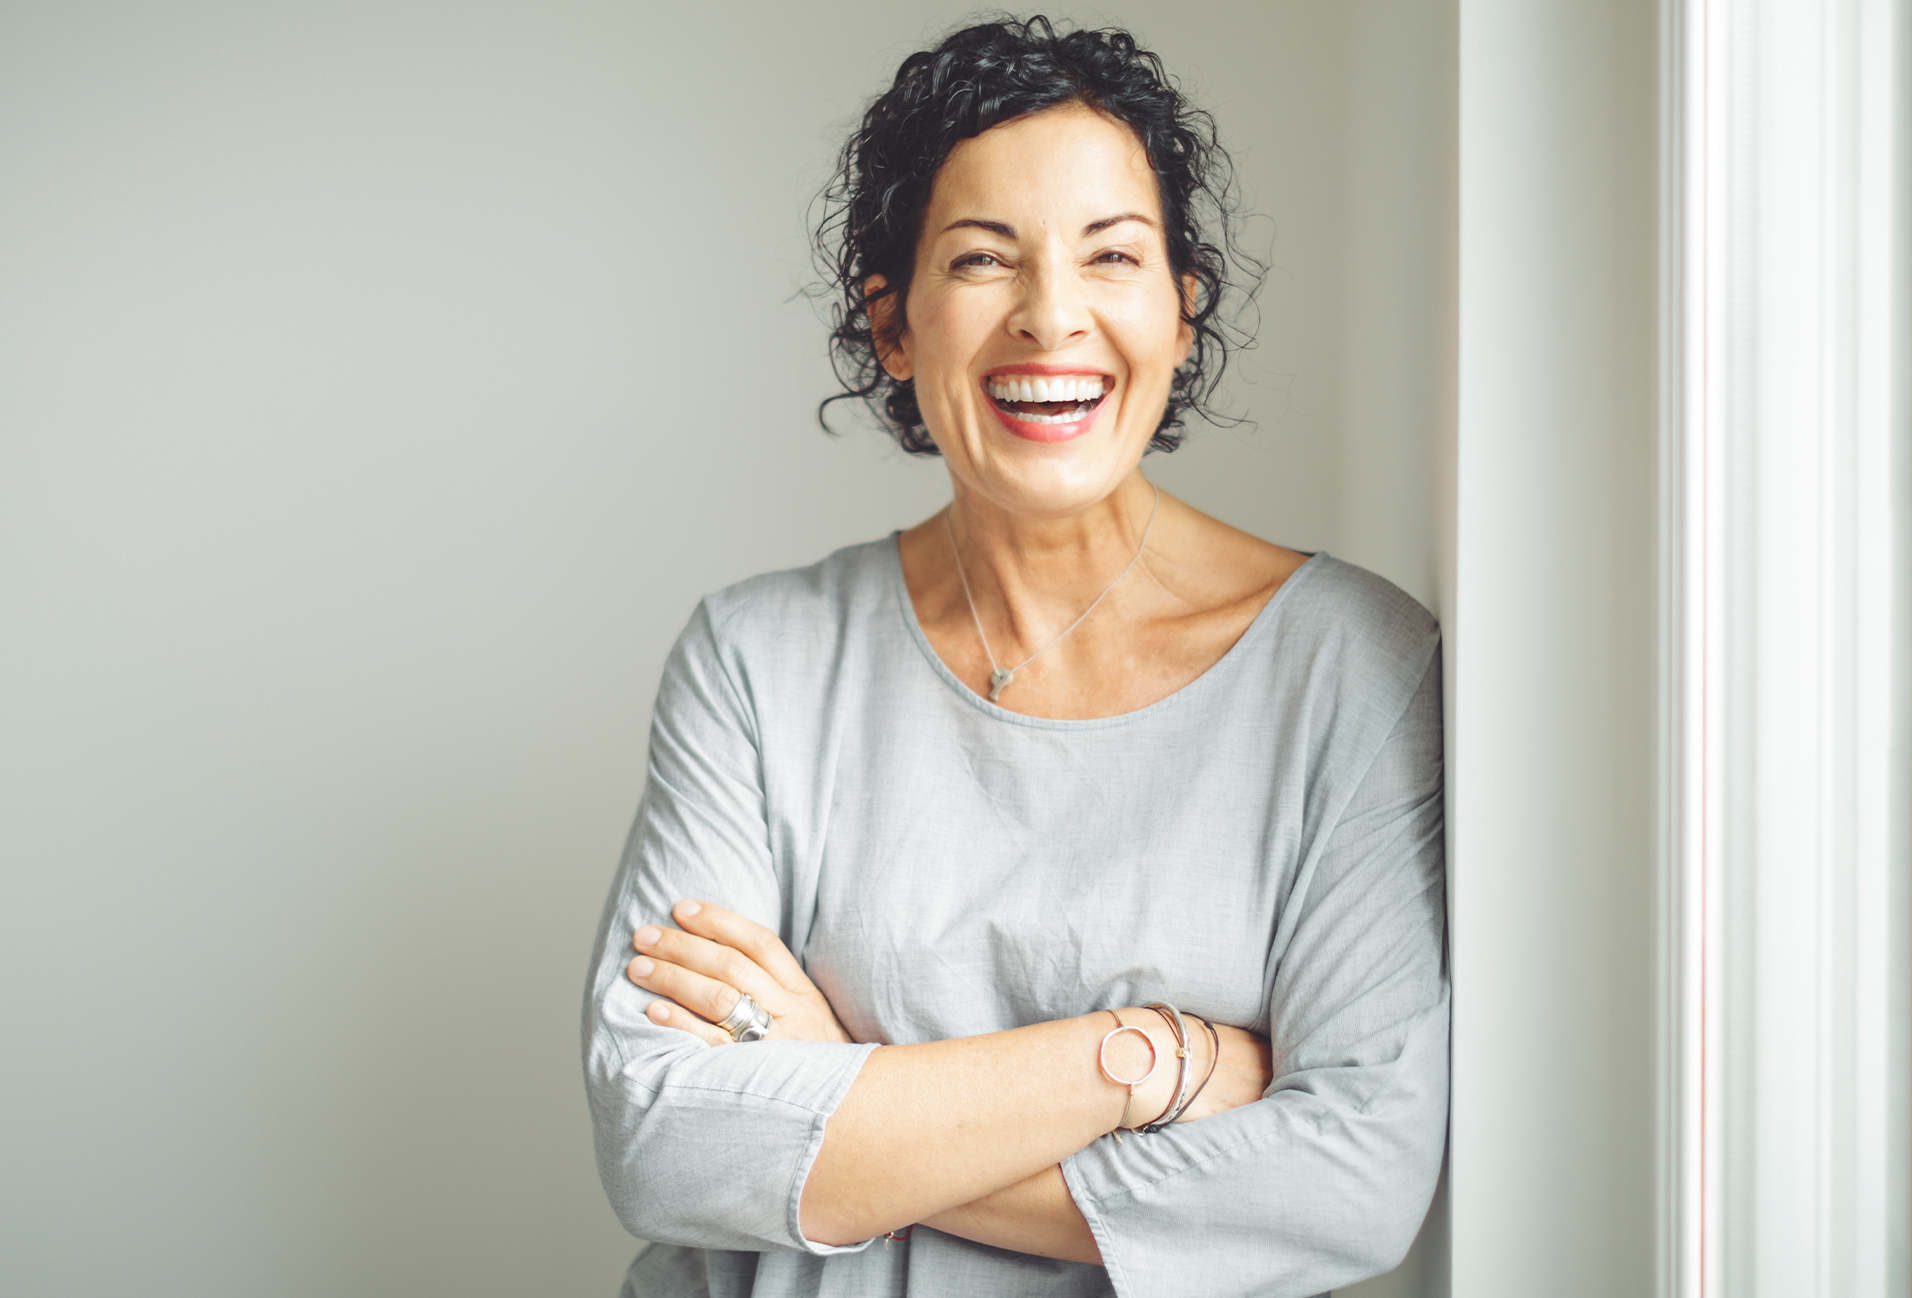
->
<box><xmin>1667</xmin><ymin>1</ymin><xmax>1911</xmax><ymax>1293</ymax></box>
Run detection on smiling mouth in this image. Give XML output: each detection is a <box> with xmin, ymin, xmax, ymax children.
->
<box><xmin>985</xmin><ymin>374</ymin><xmax>1108</xmax><ymax>426</ymax></box>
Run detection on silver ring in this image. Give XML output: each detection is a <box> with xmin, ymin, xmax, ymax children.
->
<box><xmin>715</xmin><ymin>992</ymin><xmax>772</xmax><ymax>1042</ymax></box>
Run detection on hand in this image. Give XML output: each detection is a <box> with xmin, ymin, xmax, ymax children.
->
<box><xmin>627</xmin><ymin>900</ymin><xmax>855</xmax><ymax>1046</ymax></box>
<box><xmin>1177</xmin><ymin>1022</ymin><xmax>1274</xmax><ymax>1122</ymax></box>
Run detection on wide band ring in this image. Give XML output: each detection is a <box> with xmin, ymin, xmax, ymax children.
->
<box><xmin>715</xmin><ymin>992</ymin><xmax>773</xmax><ymax>1043</ymax></box>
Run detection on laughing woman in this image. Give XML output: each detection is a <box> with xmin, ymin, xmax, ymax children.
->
<box><xmin>583</xmin><ymin>18</ymin><xmax>1447</xmax><ymax>1298</ymax></box>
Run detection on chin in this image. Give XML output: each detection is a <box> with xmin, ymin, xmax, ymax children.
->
<box><xmin>979</xmin><ymin>454</ymin><xmax>1140</xmax><ymax>518</ymax></box>
<box><xmin>934</xmin><ymin>404</ymin><xmax>1153</xmax><ymax>509</ymax></box>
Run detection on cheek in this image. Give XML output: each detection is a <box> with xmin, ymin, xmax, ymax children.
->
<box><xmin>904</xmin><ymin>290</ymin><xmax>993</xmax><ymax>379</ymax></box>
<box><xmin>1105</xmin><ymin>283</ymin><xmax>1190</xmax><ymax>370</ymax></box>
<box><xmin>1118</xmin><ymin>320</ymin><xmax>1193</xmax><ymax>386</ymax></box>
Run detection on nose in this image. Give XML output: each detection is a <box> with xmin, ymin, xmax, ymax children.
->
<box><xmin>1005</xmin><ymin>262</ymin><xmax>1092</xmax><ymax>352</ymax></box>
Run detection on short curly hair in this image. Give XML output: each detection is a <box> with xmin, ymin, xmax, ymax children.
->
<box><xmin>814</xmin><ymin>14</ymin><xmax>1257</xmax><ymax>456</ymax></box>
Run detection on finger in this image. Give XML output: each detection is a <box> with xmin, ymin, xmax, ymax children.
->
<box><xmin>627</xmin><ymin>953</ymin><xmax>758</xmax><ymax>1032</ymax></box>
<box><xmin>671</xmin><ymin>900</ymin><xmax>818</xmax><ymax>997</ymax></box>
<box><xmin>641</xmin><ymin>994</ymin><xmax>730</xmax><ymax>1046</ymax></box>
<box><xmin>634</xmin><ymin>922</ymin><xmax>787</xmax><ymax>1011</ymax></box>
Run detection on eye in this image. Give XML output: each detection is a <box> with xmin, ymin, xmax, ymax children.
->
<box><xmin>1092</xmin><ymin>249</ymin><xmax>1140</xmax><ymax>266</ymax></box>
<box><xmin>953</xmin><ymin>252</ymin><xmax>1002</xmax><ymax>269</ymax></box>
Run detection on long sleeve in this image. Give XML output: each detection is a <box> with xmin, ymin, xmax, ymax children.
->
<box><xmin>1059</xmin><ymin>651</ymin><xmax>1448</xmax><ymax>1298</ymax></box>
<box><xmin>582</xmin><ymin>598</ymin><xmax>878</xmax><ymax>1255</ymax></box>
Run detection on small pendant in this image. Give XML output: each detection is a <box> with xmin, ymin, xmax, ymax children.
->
<box><xmin>988</xmin><ymin>667</ymin><xmax>1014</xmax><ymax>701</ymax></box>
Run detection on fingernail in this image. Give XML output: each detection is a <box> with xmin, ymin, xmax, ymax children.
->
<box><xmin>630</xmin><ymin>957</ymin><xmax>654</xmax><ymax>977</ymax></box>
<box><xmin>677</xmin><ymin>901</ymin><xmax>702</xmax><ymax>918</ymax></box>
<box><xmin>647</xmin><ymin>1000</ymin><xmax>669</xmax><ymax>1021</ymax></box>
<box><xmin>635</xmin><ymin>926</ymin><xmax>661</xmax><ymax>947</ymax></box>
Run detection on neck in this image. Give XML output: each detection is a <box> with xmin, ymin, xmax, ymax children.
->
<box><xmin>945</xmin><ymin>471</ymin><xmax>1162</xmax><ymax>638</ymax></box>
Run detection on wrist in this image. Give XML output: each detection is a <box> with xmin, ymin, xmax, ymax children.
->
<box><xmin>1093</xmin><ymin>1009</ymin><xmax>1180</xmax><ymax>1131</ymax></box>
<box><xmin>1092</xmin><ymin>1011</ymin><xmax>1156</xmax><ymax>1132</ymax></box>
<box><xmin>1090</xmin><ymin>1007</ymin><xmax>1223</xmax><ymax>1135</ymax></box>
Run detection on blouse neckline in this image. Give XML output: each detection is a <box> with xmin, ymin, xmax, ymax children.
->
<box><xmin>884</xmin><ymin>533</ymin><xmax>1325</xmax><ymax>732</ymax></box>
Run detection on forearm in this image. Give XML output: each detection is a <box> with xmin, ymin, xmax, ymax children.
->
<box><xmin>799</xmin><ymin>1014</ymin><xmax>1130</xmax><ymax>1246</ymax></box>
<box><xmin>921</xmin><ymin>1165</ymin><xmax>1100</xmax><ymax>1264</ymax></box>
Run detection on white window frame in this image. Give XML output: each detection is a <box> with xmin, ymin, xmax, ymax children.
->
<box><xmin>1661</xmin><ymin>1</ymin><xmax>1909</xmax><ymax>1295</ymax></box>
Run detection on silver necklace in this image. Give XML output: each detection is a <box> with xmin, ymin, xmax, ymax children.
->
<box><xmin>945</xmin><ymin>482</ymin><xmax>1161</xmax><ymax>702</ymax></box>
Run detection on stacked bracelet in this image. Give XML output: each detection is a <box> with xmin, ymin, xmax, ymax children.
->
<box><xmin>1099</xmin><ymin>1005</ymin><xmax>1224</xmax><ymax>1141</ymax></box>
<box><xmin>1140</xmin><ymin>1002</ymin><xmax>1195</xmax><ymax>1132</ymax></box>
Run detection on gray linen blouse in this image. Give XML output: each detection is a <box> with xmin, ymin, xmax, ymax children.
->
<box><xmin>583</xmin><ymin>537</ymin><xmax>1448</xmax><ymax>1298</ymax></box>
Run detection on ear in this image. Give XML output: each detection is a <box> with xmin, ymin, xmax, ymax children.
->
<box><xmin>865</xmin><ymin>275</ymin><xmax>913</xmax><ymax>381</ymax></box>
<box><xmin>1175</xmin><ymin>272</ymin><xmax>1199</xmax><ymax>367</ymax></box>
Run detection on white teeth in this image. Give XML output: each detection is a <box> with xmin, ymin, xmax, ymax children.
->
<box><xmin>986</xmin><ymin>375</ymin><xmax>1106</xmax><ymax>404</ymax></box>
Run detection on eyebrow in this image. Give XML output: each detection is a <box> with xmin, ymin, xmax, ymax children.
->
<box><xmin>938</xmin><ymin>212</ymin><xmax>1157</xmax><ymax>238</ymax></box>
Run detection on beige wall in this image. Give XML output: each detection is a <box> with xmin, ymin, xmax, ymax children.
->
<box><xmin>0</xmin><ymin>3</ymin><xmax>1455</xmax><ymax>1293</ymax></box>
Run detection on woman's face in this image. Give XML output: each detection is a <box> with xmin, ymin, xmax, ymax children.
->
<box><xmin>879</xmin><ymin>103</ymin><xmax>1193</xmax><ymax>520</ymax></box>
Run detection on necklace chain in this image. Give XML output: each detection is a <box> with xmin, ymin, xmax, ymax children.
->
<box><xmin>945</xmin><ymin>481</ymin><xmax>1161</xmax><ymax>703</ymax></box>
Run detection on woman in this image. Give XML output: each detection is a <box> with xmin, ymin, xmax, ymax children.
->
<box><xmin>584</xmin><ymin>18</ymin><xmax>1446</xmax><ymax>1298</ymax></box>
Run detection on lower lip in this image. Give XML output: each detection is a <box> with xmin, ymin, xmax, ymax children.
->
<box><xmin>984</xmin><ymin>388</ymin><xmax>1107</xmax><ymax>443</ymax></box>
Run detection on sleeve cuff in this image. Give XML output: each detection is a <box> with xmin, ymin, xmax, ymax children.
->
<box><xmin>786</xmin><ymin>1041</ymin><xmax>882</xmax><ymax>1255</ymax></box>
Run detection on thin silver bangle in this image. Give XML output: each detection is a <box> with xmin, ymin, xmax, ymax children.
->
<box><xmin>1141</xmin><ymin>1002</ymin><xmax>1194</xmax><ymax>1132</ymax></box>
<box><xmin>1176</xmin><ymin>1015</ymin><xmax>1223</xmax><ymax>1118</ymax></box>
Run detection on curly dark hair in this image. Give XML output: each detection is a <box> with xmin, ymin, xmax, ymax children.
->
<box><xmin>814</xmin><ymin>14</ymin><xmax>1258</xmax><ymax>456</ymax></box>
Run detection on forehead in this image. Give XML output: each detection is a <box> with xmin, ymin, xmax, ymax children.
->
<box><xmin>923</xmin><ymin>103</ymin><xmax>1162</xmax><ymax>230</ymax></box>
